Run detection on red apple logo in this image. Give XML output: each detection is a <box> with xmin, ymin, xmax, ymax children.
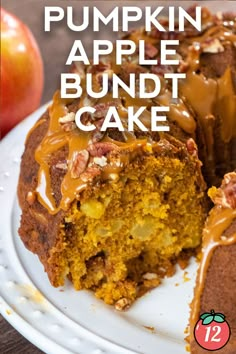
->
<box><xmin>194</xmin><ymin>310</ymin><xmax>231</xmax><ymax>351</ymax></box>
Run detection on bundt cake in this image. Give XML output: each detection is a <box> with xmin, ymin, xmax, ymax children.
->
<box><xmin>190</xmin><ymin>172</ymin><xmax>236</xmax><ymax>353</ymax></box>
<box><xmin>18</xmin><ymin>6</ymin><xmax>236</xmax><ymax>310</ymax></box>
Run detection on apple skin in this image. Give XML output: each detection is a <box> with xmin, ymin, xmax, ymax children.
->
<box><xmin>1</xmin><ymin>8</ymin><xmax>44</xmax><ymax>137</ymax></box>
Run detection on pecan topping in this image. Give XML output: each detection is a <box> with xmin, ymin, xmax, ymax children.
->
<box><xmin>70</xmin><ymin>62</ymin><xmax>86</xmax><ymax>79</ymax></box>
<box><xmin>151</xmin><ymin>63</ymin><xmax>174</xmax><ymax>76</ymax></box>
<box><xmin>93</xmin><ymin>156</ymin><xmax>107</xmax><ymax>167</ymax></box>
<box><xmin>202</xmin><ymin>38</ymin><xmax>224</xmax><ymax>54</ymax></box>
<box><xmin>80</xmin><ymin>166</ymin><xmax>101</xmax><ymax>182</ymax></box>
<box><xmin>186</xmin><ymin>138</ymin><xmax>198</xmax><ymax>157</ymax></box>
<box><xmin>144</xmin><ymin>42</ymin><xmax>158</xmax><ymax>59</ymax></box>
<box><xmin>120</xmin><ymin>62</ymin><xmax>147</xmax><ymax>84</ymax></box>
<box><xmin>59</xmin><ymin>112</ymin><xmax>75</xmax><ymax>124</ymax></box>
<box><xmin>59</xmin><ymin>112</ymin><xmax>77</xmax><ymax>132</ymax></box>
<box><xmin>93</xmin><ymin>102</ymin><xmax>116</xmax><ymax>120</ymax></box>
<box><xmin>55</xmin><ymin>162</ymin><xmax>68</xmax><ymax>170</ymax></box>
<box><xmin>80</xmin><ymin>111</ymin><xmax>91</xmax><ymax>126</ymax></box>
<box><xmin>143</xmin><ymin>272</ymin><xmax>158</xmax><ymax>280</ymax></box>
<box><xmin>70</xmin><ymin>150</ymin><xmax>89</xmax><ymax>179</ymax></box>
<box><xmin>90</xmin><ymin>119</ymin><xmax>106</xmax><ymax>143</ymax></box>
<box><xmin>177</xmin><ymin>60</ymin><xmax>189</xmax><ymax>73</ymax></box>
<box><xmin>87</xmin><ymin>142</ymin><xmax>119</xmax><ymax>157</ymax></box>
<box><xmin>212</xmin><ymin>172</ymin><xmax>236</xmax><ymax>209</ymax></box>
<box><xmin>149</xmin><ymin>28</ymin><xmax>182</xmax><ymax>41</ymax></box>
<box><xmin>114</xmin><ymin>297</ymin><xmax>131</xmax><ymax>311</ymax></box>
<box><xmin>87</xmin><ymin>61</ymin><xmax>111</xmax><ymax>75</ymax></box>
<box><xmin>61</xmin><ymin>122</ymin><xmax>77</xmax><ymax>132</ymax></box>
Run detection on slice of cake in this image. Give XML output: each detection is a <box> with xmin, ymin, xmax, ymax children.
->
<box><xmin>18</xmin><ymin>98</ymin><xmax>207</xmax><ymax>307</ymax></box>
<box><xmin>190</xmin><ymin>172</ymin><xmax>236</xmax><ymax>353</ymax></box>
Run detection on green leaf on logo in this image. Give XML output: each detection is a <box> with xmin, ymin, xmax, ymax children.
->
<box><xmin>214</xmin><ymin>315</ymin><xmax>225</xmax><ymax>323</ymax></box>
<box><xmin>216</xmin><ymin>313</ymin><xmax>225</xmax><ymax>319</ymax></box>
<box><xmin>200</xmin><ymin>312</ymin><xmax>211</xmax><ymax>320</ymax></box>
<box><xmin>202</xmin><ymin>315</ymin><xmax>214</xmax><ymax>325</ymax></box>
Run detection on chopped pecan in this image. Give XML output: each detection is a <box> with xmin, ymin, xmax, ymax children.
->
<box><xmin>202</xmin><ymin>38</ymin><xmax>224</xmax><ymax>53</ymax></box>
<box><xmin>70</xmin><ymin>62</ymin><xmax>86</xmax><ymax>79</ymax></box>
<box><xmin>87</xmin><ymin>142</ymin><xmax>119</xmax><ymax>157</ymax></box>
<box><xmin>120</xmin><ymin>62</ymin><xmax>147</xmax><ymax>84</ymax></box>
<box><xmin>114</xmin><ymin>298</ymin><xmax>131</xmax><ymax>311</ymax></box>
<box><xmin>186</xmin><ymin>138</ymin><xmax>198</xmax><ymax>158</ymax></box>
<box><xmin>177</xmin><ymin>60</ymin><xmax>189</xmax><ymax>73</ymax></box>
<box><xmin>80</xmin><ymin>166</ymin><xmax>101</xmax><ymax>182</ymax></box>
<box><xmin>149</xmin><ymin>28</ymin><xmax>182</xmax><ymax>41</ymax></box>
<box><xmin>59</xmin><ymin>112</ymin><xmax>75</xmax><ymax>124</ymax></box>
<box><xmin>61</xmin><ymin>122</ymin><xmax>77</xmax><ymax>132</ymax></box>
<box><xmin>212</xmin><ymin>172</ymin><xmax>236</xmax><ymax>209</ymax></box>
<box><xmin>145</xmin><ymin>42</ymin><xmax>158</xmax><ymax>59</ymax></box>
<box><xmin>70</xmin><ymin>150</ymin><xmax>89</xmax><ymax>179</ymax></box>
<box><xmin>89</xmin><ymin>118</ymin><xmax>106</xmax><ymax>144</ymax></box>
<box><xmin>151</xmin><ymin>62</ymin><xmax>174</xmax><ymax>76</ymax></box>
<box><xmin>87</xmin><ymin>61</ymin><xmax>111</xmax><ymax>74</ymax></box>
<box><xmin>59</xmin><ymin>112</ymin><xmax>77</xmax><ymax>132</ymax></box>
<box><xmin>80</xmin><ymin>111</ymin><xmax>92</xmax><ymax>126</ymax></box>
<box><xmin>91</xmin><ymin>132</ymin><xmax>105</xmax><ymax>144</ymax></box>
<box><xmin>93</xmin><ymin>156</ymin><xmax>107</xmax><ymax>167</ymax></box>
<box><xmin>55</xmin><ymin>162</ymin><xmax>68</xmax><ymax>170</ymax></box>
<box><xmin>142</xmin><ymin>272</ymin><xmax>158</xmax><ymax>280</ymax></box>
<box><xmin>97</xmin><ymin>71</ymin><xmax>113</xmax><ymax>92</ymax></box>
<box><xmin>93</xmin><ymin>102</ymin><xmax>116</xmax><ymax>120</ymax></box>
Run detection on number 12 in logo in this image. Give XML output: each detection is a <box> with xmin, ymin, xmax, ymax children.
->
<box><xmin>194</xmin><ymin>310</ymin><xmax>231</xmax><ymax>351</ymax></box>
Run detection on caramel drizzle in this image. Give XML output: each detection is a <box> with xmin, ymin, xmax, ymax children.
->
<box><xmin>35</xmin><ymin>90</ymin><xmax>153</xmax><ymax>213</ymax></box>
<box><xmin>190</xmin><ymin>206</ymin><xmax>236</xmax><ymax>343</ymax></box>
<box><xmin>179</xmin><ymin>23</ymin><xmax>236</xmax><ymax>163</ymax></box>
<box><xmin>35</xmin><ymin>92</ymin><xmax>91</xmax><ymax>214</ymax></box>
<box><xmin>32</xmin><ymin>15</ymin><xmax>236</xmax><ymax>214</ymax></box>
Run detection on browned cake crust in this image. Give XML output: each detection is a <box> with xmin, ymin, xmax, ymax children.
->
<box><xmin>190</xmin><ymin>173</ymin><xmax>236</xmax><ymax>353</ymax></box>
<box><xmin>18</xmin><ymin>112</ymin><xmax>66</xmax><ymax>283</ymax></box>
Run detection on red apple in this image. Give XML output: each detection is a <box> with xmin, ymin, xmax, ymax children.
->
<box><xmin>1</xmin><ymin>8</ymin><xmax>44</xmax><ymax>138</ymax></box>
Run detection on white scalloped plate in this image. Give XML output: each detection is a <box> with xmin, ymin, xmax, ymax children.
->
<box><xmin>0</xmin><ymin>103</ymin><xmax>198</xmax><ymax>354</ymax></box>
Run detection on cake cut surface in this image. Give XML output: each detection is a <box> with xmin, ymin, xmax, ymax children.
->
<box><xmin>18</xmin><ymin>103</ymin><xmax>206</xmax><ymax>306</ymax></box>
